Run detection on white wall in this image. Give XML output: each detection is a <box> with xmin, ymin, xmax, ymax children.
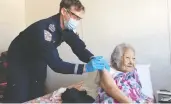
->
<box><xmin>168</xmin><ymin>0</ymin><xmax>171</xmax><ymax>65</ymax></box>
<box><xmin>25</xmin><ymin>0</ymin><xmax>59</xmax><ymax>26</ymax></box>
<box><xmin>82</xmin><ymin>0</ymin><xmax>171</xmax><ymax>92</ymax></box>
<box><xmin>0</xmin><ymin>0</ymin><xmax>26</xmax><ymax>52</ymax></box>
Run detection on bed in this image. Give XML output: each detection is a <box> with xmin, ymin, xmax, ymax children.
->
<box><xmin>24</xmin><ymin>64</ymin><xmax>154</xmax><ymax>103</ymax></box>
<box><xmin>24</xmin><ymin>81</ymin><xmax>84</xmax><ymax>103</ymax></box>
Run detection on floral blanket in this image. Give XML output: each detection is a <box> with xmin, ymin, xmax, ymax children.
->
<box><xmin>24</xmin><ymin>81</ymin><xmax>84</xmax><ymax>103</ymax></box>
<box><xmin>94</xmin><ymin>69</ymin><xmax>153</xmax><ymax>103</ymax></box>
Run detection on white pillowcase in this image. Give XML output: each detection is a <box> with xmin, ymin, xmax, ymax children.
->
<box><xmin>135</xmin><ymin>64</ymin><xmax>154</xmax><ymax>99</ymax></box>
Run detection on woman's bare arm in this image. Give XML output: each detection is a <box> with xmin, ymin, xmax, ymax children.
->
<box><xmin>99</xmin><ymin>70</ymin><xmax>132</xmax><ymax>103</ymax></box>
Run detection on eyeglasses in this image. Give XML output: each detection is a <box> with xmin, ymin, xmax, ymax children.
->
<box><xmin>66</xmin><ymin>9</ymin><xmax>82</xmax><ymax>20</ymax></box>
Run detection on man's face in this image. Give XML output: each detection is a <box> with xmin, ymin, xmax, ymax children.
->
<box><xmin>120</xmin><ymin>48</ymin><xmax>135</xmax><ymax>72</ymax></box>
<box><xmin>61</xmin><ymin>6</ymin><xmax>84</xmax><ymax>22</ymax></box>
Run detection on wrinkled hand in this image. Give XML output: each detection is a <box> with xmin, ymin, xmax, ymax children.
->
<box><xmin>85</xmin><ymin>56</ymin><xmax>110</xmax><ymax>72</ymax></box>
<box><xmin>68</xmin><ymin>81</ymin><xmax>84</xmax><ymax>90</ymax></box>
<box><xmin>145</xmin><ymin>101</ymin><xmax>154</xmax><ymax>104</ymax></box>
<box><xmin>50</xmin><ymin>95</ymin><xmax>62</xmax><ymax>103</ymax></box>
<box><xmin>50</xmin><ymin>87</ymin><xmax>67</xmax><ymax>103</ymax></box>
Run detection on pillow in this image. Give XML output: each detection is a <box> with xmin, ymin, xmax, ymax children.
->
<box><xmin>135</xmin><ymin>64</ymin><xmax>154</xmax><ymax>99</ymax></box>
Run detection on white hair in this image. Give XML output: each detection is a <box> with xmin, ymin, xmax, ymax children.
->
<box><xmin>110</xmin><ymin>43</ymin><xmax>135</xmax><ymax>70</ymax></box>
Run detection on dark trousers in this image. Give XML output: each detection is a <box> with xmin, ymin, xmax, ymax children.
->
<box><xmin>3</xmin><ymin>64</ymin><xmax>45</xmax><ymax>103</ymax></box>
<box><xmin>4</xmin><ymin>40</ymin><xmax>47</xmax><ymax>103</ymax></box>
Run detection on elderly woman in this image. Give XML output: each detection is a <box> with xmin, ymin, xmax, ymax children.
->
<box><xmin>94</xmin><ymin>43</ymin><xmax>153</xmax><ymax>103</ymax></box>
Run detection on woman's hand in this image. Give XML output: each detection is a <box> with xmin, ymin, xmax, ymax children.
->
<box><xmin>145</xmin><ymin>101</ymin><xmax>153</xmax><ymax>104</ymax></box>
<box><xmin>68</xmin><ymin>81</ymin><xmax>84</xmax><ymax>90</ymax></box>
<box><xmin>145</xmin><ymin>99</ymin><xmax>154</xmax><ymax>104</ymax></box>
<box><xmin>50</xmin><ymin>95</ymin><xmax>62</xmax><ymax>103</ymax></box>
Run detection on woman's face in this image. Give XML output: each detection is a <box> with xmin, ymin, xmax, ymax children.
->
<box><xmin>120</xmin><ymin>48</ymin><xmax>135</xmax><ymax>72</ymax></box>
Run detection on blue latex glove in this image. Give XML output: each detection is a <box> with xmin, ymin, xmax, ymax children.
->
<box><xmin>97</xmin><ymin>57</ymin><xmax>110</xmax><ymax>71</ymax></box>
<box><xmin>85</xmin><ymin>57</ymin><xmax>105</xmax><ymax>72</ymax></box>
<box><xmin>91</xmin><ymin>56</ymin><xmax>110</xmax><ymax>71</ymax></box>
<box><xmin>102</xmin><ymin>60</ymin><xmax>110</xmax><ymax>71</ymax></box>
<box><xmin>85</xmin><ymin>56</ymin><xmax>110</xmax><ymax>72</ymax></box>
<box><xmin>90</xmin><ymin>56</ymin><xmax>103</xmax><ymax>60</ymax></box>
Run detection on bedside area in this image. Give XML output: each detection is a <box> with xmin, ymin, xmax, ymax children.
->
<box><xmin>156</xmin><ymin>90</ymin><xmax>171</xmax><ymax>103</ymax></box>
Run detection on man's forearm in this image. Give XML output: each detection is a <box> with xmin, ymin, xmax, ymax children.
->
<box><xmin>99</xmin><ymin>70</ymin><xmax>132</xmax><ymax>103</ymax></box>
<box><xmin>62</xmin><ymin>30</ymin><xmax>94</xmax><ymax>63</ymax></box>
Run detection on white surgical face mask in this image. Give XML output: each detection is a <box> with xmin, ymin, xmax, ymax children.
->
<box><xmin>64</xmin><ymin>17</ymin><xmax>79</xmax><ymax>30</ymax></box>
<box><xmin>63</xmin><ymin>9</ymin><xmax>80</xmax><ymax>30</ymax></box>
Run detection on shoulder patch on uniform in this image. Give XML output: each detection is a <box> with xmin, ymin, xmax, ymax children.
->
<box><xmin>44</xmin><ymin>30</ymin><xmax>52</xmax><ymax>42</ymax></box>
<box><xmin>49</xmin><ymin>24</ymin><xmax>55</xmax><ymax>32</ymax></box>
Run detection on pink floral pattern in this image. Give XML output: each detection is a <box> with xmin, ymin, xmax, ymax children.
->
<box><xmin>94</xmin><ymin>69</ymin><xmax>153</xmax><ymax>103</ymax></box>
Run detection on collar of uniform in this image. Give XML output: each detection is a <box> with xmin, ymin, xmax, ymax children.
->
<box><xmin>51</xmin><ymin>13</ymin><xmax>62</xmax><ymax>33</ymax></box>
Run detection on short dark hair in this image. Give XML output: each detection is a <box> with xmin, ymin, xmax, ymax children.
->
<box><xmin>59</xmin><ymin>0</ymin><xmax>85</xmax><ymax>12</ymax></box>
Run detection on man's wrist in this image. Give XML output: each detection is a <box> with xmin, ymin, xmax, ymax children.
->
<box><xmin>75</xmin><ymin>64</ymin><xmax>84</xmax><ymax>74</ymax></box>
<box><xmin>89</xmin><ymin>56</ymin><xmax>94</xmax><ymax>61</ymax></box>
<box><xmin>83</xmin><ymin>64</ymin><xmax>86</xmax><ymax>73</ymax></box>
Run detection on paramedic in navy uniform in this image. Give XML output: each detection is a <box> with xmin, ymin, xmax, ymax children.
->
<box><xmin>3</xmin><ymin>0</ymin><xmax>110</xmax><ymax>103</ymax></box>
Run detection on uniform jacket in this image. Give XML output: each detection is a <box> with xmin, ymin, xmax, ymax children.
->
<box><xmin>7</xmin><ymin>13</ymin><xmax>94</xmax><ymax>81</ymax></box>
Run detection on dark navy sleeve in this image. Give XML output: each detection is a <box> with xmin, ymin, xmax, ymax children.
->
<box><xmin>62</xmin><ymin>30</ymin><xmax>94</xmax><ymax>63</ymax></box>
<box><xmin>36</xmin><ymin>29</ymin><xmax>84</xmax><ymax>74</ymax></box>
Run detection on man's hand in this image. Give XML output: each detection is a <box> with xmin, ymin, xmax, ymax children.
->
<box><xmin>85</xmin><ymin>56</ymin><xmax>104</xmax><ymax>72</ymax></box>
<box><xmin>84</xmin><ymin>56</ymin><xmax>110</xmax><ymax>73</ymax></box>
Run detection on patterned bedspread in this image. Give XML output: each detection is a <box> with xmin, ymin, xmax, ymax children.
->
<box><xmin>24</xmin><ymin>81</ymin><xmax>84</xmax><ymax>103</ymax></box>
